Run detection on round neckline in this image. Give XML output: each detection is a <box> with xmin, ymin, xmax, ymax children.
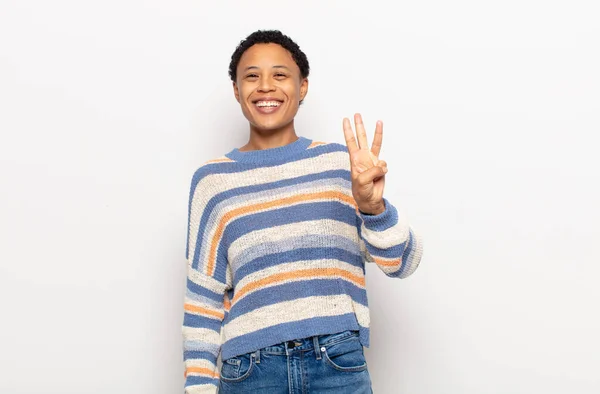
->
<box><xmin>225</xmin><ymin>136</ymin><xmax>312</xmax><ymax>164</ymax></box>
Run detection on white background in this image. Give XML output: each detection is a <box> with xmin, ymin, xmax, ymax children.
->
<box><xmin>1</xmin><ymin>0</ymin><xmax>599</xmax><ymax>393</ymax></box>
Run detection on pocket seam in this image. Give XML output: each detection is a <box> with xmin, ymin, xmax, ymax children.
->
<box><xmin>220</xmin><ymin>354</ymin><xmax>256</xmax><ymax>383</ymax></box>
<box><xmin>322</xmin><ymin>346</ymin><xmax>367</xmax><ymax>372</ymax></box>
<box><xmin>320</xmin><ymin>330</ymin><xmax>360</xmax><ymax>348</ymax></box>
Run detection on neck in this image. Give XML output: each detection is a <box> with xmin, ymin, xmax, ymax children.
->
<box><xmin>240</xmin><ymin>121</ymin><xmax>298</xmax><ymax>152</ymax></box>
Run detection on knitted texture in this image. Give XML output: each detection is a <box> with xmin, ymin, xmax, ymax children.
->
<box><xmin>182</xmin><ymin>136</ymin><xmax>423</xmax><ymax>393</ymax></box>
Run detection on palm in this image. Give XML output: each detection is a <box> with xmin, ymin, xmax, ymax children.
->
<box><xmin>350</xmin><ymin>148</ymin><xmax>384</xmax><ymax>203</ymax></box>
<box><xmin>342</xmin><ymin>113</ymin><xmax>387</xmax><ymax>213</ymax></box>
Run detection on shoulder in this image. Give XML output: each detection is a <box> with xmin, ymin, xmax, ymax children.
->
<box><xmin>304</xmin><ymin>139</ymin><xmax>351</xmax><ymax>174</ymax></box>
<box><xmin>307</xmin><ymin>139</ymin><xmax>350</xmax><ymax>161</ymax></box>
<box><xmin>308</xmin><ymin>138</ymin><xmax>350</xmax><ymax>155</ymax></box>
<box><xmin>308</xmin><ymin>139</ymin><xmax>347</xmax><ymax>152</ymax></box>
<box><xmin>188</xmin><ymin>154</ymin><xmax>234</xmax><ymax>191</ymax></box>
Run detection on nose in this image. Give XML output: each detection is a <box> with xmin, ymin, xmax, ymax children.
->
<box><xmin>257</xmin><ymin>76</ymin><xmax>275</xmax><ymax>92</ymax></box>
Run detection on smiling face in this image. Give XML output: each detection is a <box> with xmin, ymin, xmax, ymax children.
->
<box><xmin>233</xmin><ymin>43</ymin><xmax>308</xmax><ymax>134</ymax></box>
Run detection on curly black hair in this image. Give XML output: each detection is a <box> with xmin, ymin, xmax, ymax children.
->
<box><xmin>228</xmin><ymin>30</ymin><xmax>310</xmax><ymax>104</ymax></box>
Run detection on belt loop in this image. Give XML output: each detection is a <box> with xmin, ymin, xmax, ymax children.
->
<box><xmin>255</xmin><ymin>349</ymin><xmax>261</xmax><ymax>364</ymax></box>
<box><xmin>313</xmin><ymin>336</ymin><xmax>322</xmax><ymax>360</ymax></box>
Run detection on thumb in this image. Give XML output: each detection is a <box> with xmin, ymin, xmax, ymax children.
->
<box><xmin>358</xmin><ymin>164</ymin><xmax>387</xmax><ymax>184</ymax></box>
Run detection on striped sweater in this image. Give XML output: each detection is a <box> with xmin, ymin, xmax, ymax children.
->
<box><xmin>183</xmin><ymin>136</ymin><xmax>423</xmax><ymax>393</ymax></box>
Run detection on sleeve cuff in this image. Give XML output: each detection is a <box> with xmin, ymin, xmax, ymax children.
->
<box><xmin>358</xmin><ymin>197</ymin><xmax>398</xmax><ymax>230</ymax></box>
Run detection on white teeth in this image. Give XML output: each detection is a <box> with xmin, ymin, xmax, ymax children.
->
<box><xmin>256</xmin><ymin>101</ymin><xmax>281</xmax><ymax>107</ymax></box>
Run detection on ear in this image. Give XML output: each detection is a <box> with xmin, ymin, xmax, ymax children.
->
<box><xmin>233</xmin><ymin>81</ymin><xmax>240</xmax><ymax>103</ymax></box>
<box><xmin>300</xmin><ymin>78</ymin><xmax>309</xmax><ymax>101</ymax></box>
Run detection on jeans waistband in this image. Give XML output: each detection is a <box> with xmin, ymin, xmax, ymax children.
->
<box><xmin>256</xmin><ymin>329</ymin><xmax>360</xmax><ymax>355</ymax></box>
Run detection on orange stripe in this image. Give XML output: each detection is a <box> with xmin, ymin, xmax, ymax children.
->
<box><xmin>206</xmin><ymin>191</ymin><xmax>359</xmax><ymax>276</ymax></box>
<box><xmin>184</xmin><ymin>303</ymin><xmax>225</xmax><ymax>320</ymax></box>
<box><xmin>184</xmin><ymin>366</ymin><xmax>219</xmax><ymax>378</ymax></box>
<box><xmin>232</xmin><ymin>268</ymin><xmax>365</xmax><ymax>304</ymax></box>
<box><xmin>206</xmin><ymin>157</ymin><xmax>234</xmax><ymax>164</ymax></box>
<box><xmin>373</xmin><ymin>256</ymin><xmax>402</xmax><ymax>267</ymax></box>
<box><xmin>223</xmin><ymin>292</ymin><xmax>231</xmax><ymax>312</ymax></box>
<box><xmin>308</xmin><ymin>141</ymin><xmax>328</xmax><ymax>148</ymax></box>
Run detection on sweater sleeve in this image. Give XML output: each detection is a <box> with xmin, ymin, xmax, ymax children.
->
<box><xmin>183</xmin><ymin>169</ymin><xmax>231</xmax><ymax>393</ymax></box>
<box><xmin>356</xmin><ymin>197</ymin><xmax>423</xmax><ymax>278</ymax></box>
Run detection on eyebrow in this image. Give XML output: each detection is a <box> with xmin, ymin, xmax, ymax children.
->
<box><xmin>243</xmin><ymin>65</ymin><xmax>291</xmax><ymax>72</ymax></box>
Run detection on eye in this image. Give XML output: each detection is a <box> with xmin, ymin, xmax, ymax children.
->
<box><xmin>274</xmin><ymin>73</ymin><xmax>287</xmax><ymax>78</ymax></box>
<box><xmin>245</xmin><ymin>74</ymin><xmax>258</xmax><ymax>79</ymax></box>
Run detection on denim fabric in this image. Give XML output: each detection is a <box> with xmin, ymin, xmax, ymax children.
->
<box><xmin>218</xmin><ymin>330</ymin><xmax>373</xmax><ymax>393</ymax></box>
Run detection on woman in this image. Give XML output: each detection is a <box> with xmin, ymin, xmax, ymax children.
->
<box><xmin>183</xmin><ymin>30</ymin><xmax>423</xmax><ymax>393</ymax></box>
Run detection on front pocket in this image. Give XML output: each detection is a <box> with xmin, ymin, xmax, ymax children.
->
<box><xmin>322</xmin><ymin>336</ymin><xmax>368</xmax><ymax>372</ymax></box>
<box><xmin>220</xmin><ymin>353</ymin><xmax>255</xmax><ymax>382</ymax></box>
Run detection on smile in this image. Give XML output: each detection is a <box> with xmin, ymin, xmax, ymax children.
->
<box><xmin>256</xmin><ymin>101</ymin><xmax>281</xmax><ymax>107</ymax></box>
<box><xmin>254</xmin><ymin>101</ymin><xmax>282</xmax><ymax>114</ymax></box>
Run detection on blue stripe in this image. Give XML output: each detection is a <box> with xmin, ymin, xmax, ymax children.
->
<box><xmin>226</xmin><ymin>200</ymin><xmax>356</xmax><ymax>245</ymax></box>
<box><xmin>362</xmin><ymin>238</ymin><xmax>407</xmax><ymax>260</ymax></box>
<box><xmin>186</xmin><ymin>166</ymin><xmax>211</xmax><ymax>260</ymax></box>
<box><xmin>396</xmin><ymin>229</ymin><xmax>415</xmax><ymax>278</ymax></box>
<box><xmin>227</xmin><ymin>279</ymin><xmax>367</xmax><ymax>321</ymax></box>
<box><xmin>234</xmin><ymin>244</ymin><xmax>364</xmax><ymax>283</ymax></box>
<box><xmin>183</xmin><ymin>313</ymin><xmax>222</xmax><ymax>331</ymax></box>
<box><xmin>184</xmin><ymin>350</ymin><xmax>217</xmax><ymax>362</ymax></box>
<box><xmin>183</xmin><ymin>340</ymin><xmax>220</xmax><ymax>356</ymax></box>
<box><xmin>187</xmin><ymin>278</ymin><xmax>223</xmax><ymax>303</ymax></box>
<box><xmin>222</xmin><ymin>140</ymin><xmax>345</xmax><ymax>170</ymax></box>
<box><xmin>185</xmin><ymin>375</ymin><xmax>219</xmax><ymax>387</ymax></box>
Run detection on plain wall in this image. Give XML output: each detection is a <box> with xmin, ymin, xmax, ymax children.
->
<box><xmin>1</xmin><ymin>0</ymin><xmax>599</xmax><ymax>393</ymax></box>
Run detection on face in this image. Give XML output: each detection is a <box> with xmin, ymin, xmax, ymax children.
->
<box><xmin>233</xmin><ymin>43</ymin><xmax>308</xmax><ymax>134</ymax></box>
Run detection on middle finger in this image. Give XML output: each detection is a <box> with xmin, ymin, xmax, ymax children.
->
<box><xmin>354</xmin><ymin>113</ymin><xmax>369</xmax><ymax>150</ymax></box>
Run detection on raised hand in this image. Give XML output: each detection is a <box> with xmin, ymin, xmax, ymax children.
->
<box><xmin>342</xmin><ymin>113</ymin><xmax>388</xmax><ymax>215</ymax></box>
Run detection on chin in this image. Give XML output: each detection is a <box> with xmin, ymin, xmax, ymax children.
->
<box><xmin>248</xmin><ymin>114</ymin><xmax>290</xmax><ymax>130</ymax></box>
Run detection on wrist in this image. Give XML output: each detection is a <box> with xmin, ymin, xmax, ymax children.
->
<box><xmin>358</xmin><ymin>202</ymin><xmax>386</xmax><ymax>216</ymax></box>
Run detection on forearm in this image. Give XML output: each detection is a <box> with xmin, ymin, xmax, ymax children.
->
<box><xmin>357</xmin><ymin>197</ymin><xmax>423</xmax><ymax>278</ymax></box>
<box><xmin>183</xmin><ymin>272</ymin><xmax>228</xmax><ymax>393</ymax></box>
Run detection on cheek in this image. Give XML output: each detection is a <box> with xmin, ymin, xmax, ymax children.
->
<box><xmin>240</xmin><ymin>87</ymin><xmax>250</xmax><ymax>101</ymax></box>
<box><xmin>237</xmin><ymin>83</ymin><xmax>252</xmax><ymax>99</ymax></box>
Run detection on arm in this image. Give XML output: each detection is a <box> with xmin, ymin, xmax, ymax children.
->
<box><xmin>357</xmin><ymin>197</ymin><xmax>423</xmax><ymax>278</ymax></box>
<box><xmin>183</xmin><ymin>169</ymin><xmax>230</xmax><ymax>393</ymax></box>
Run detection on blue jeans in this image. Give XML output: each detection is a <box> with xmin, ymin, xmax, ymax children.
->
<box><xmin>218</xmin><ymin>330</ymin><xmax>373</xmax><ymax>393</ymax></box>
